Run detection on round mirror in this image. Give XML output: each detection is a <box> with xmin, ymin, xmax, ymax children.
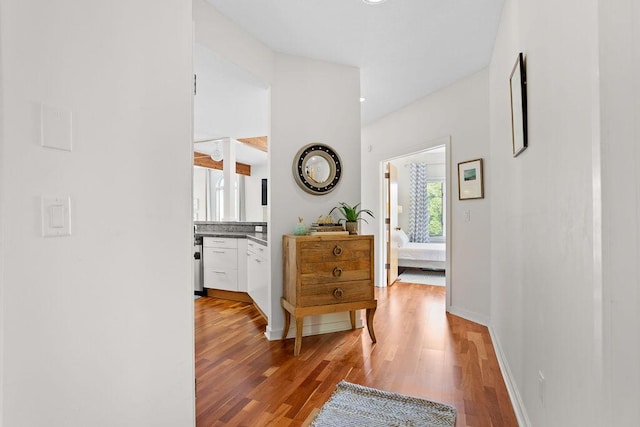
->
<box><xmin>305</xmin><ymin>155</ymin><xmax>331</xmax><ymax>183</ymax></box>
<box><xmin>293</xmin><ymin>143</ymin><xmax>342</xmax><ymax>195</ymax></box>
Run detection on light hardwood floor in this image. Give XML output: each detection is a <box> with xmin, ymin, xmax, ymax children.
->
<box><xmin>195</xmin><ymin>282</ymin><xmax>517</xmax><ymax>426</ymax></box>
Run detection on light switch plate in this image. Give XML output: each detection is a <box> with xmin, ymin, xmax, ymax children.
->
<box><xmin>41</xmin><ymin>103</ymin><xmax>73</xmax><ymax>151</ymax></box>
<box><xmin>42</xmin><ymin>196</ymin><xmax>71</xmax><ymax>237</ymax></box>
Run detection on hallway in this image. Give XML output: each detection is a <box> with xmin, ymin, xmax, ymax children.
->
<box><xmin>195</xmin><ymin>282</ymin><xmax>517</xmax><ymax>426</ymax></box>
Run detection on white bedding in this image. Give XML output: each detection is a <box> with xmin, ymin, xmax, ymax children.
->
<box><xmin>398</xmin><ymin>242</ymin><xmax>446</xmax><ymax>262</ymax></box>
<box><xmin>392</xmin><ymin>229</ymin><xmax>446</xmax><ymax>270</ymax></box>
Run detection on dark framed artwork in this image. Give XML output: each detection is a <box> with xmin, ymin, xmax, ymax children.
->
<box><xmin>458</xmin><ymin>158</ymin><xmax>484</xmax><ymax>200</ymax></box>
<box><xmin>510</xmin><ymin>52</ymin><xmax>528</xmax><ymax>157</ymax></box>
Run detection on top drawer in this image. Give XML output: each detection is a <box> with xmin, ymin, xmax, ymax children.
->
<box><xmin>298</xmin><ymin>239</ymin><xmax>370</xmax><ymax>263</ymax></box>
<box><xmin>247</xmin><ymin>240</ymin><xmax>268</xmax><ymax>257</ymax></box>
<box><xmin>203</xmin><ymin>237</ymin><xmax>238</xmax><ymax>249</ymax></box>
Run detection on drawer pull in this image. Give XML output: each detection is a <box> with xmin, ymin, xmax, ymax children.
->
<box><xmin>333</xmin><ymin>288</ymin><xmax>344</xmax><ymax>299</ymax></box>
<box><xmin>332</xmin><ymin>267</ymin><xmax>343</xmax><ymax>277</ymax></box>
<box><xmin>332</xmin><ymin>245</ymin><xmax>343</xmax><ymax>256</ymax></box>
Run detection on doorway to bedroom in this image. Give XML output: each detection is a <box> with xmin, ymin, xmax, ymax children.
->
<box><xmin>385</xmin><ymin>145</ymin><xmax>447</xmax><ymax>288</ymax></box>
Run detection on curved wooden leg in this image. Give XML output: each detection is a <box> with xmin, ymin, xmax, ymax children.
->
<box><xmin>281</xmin><ymin>307</ymin><xmax>290</xmax><ymax>341</ymax></box>
<box><xmin>366</xmin><ymin>307</ymin><xmax>377</xmax><ymax>343</ymax></box>
<box><xmin>294</xmin><ymin>317</ymin><xmax>304</xmax><ymax>357</ymax></box>
<box><xmin>349</xmin><ymin>310</ymin><xmax>356</xmax><ymax>330</ymax></box>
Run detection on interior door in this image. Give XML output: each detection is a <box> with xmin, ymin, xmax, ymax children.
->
<box><xmin>386</xmin><ymin>162</ymin><xmax>399</xmax><ymax>285</ymax></box>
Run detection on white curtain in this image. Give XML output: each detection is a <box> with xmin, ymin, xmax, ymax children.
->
<box><xmin>408</xmin><ymin>162</ymin><xmax>430</xmax><ymax>243</ymax></box>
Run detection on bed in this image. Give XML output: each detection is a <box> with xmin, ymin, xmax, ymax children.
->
<box><xmin>394</xmin><ymin>229</ymin><xmax>446</xmax><ymax>271</ymax></box>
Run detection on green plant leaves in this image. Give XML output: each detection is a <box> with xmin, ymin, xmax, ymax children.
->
<box><xmin>329</xmin><ymin>202</ymin><xmax>374</xmax><ymax>224</ymax></box>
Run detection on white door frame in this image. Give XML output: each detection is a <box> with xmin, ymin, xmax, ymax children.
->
<box><xmin>377</xmin><ymin>138</ymin><xmax>452</xmax><ymax>308</ymax></box>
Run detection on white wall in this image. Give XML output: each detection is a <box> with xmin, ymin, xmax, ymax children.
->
<box><xmin>488</xmin><ymin>0</ymin><xmax>602</xmax><ymax>425</ymax></box>
<box><xmin>0</xmin><ymin>1</ymin><xmax>194</xmax><ymax>426</ymax></box>
<box><xmin>269</xmin><ymin>53</ymin><xmax>361</xmax><ymax>338</ymax></box>
<box><xmin>0</xmin><ymin>0</ymin><xmax>5</xmax><ymax>418</ymax></box>
<box><xmin>597</xmin><ymin>0</ymin><xmax>640</xmax><ymax>424</ymax></box>
<box><xmin>194</xmin><ymin>1</ymin><xmax>361</xmax><ymax>339</ymax></box>
<box><xmin>193</xmin><ymin>0</ymin><xmax>274</xmax><ymax>86</ymax></box>
<box><xmin>245</xmin><ymin>163</ymin><xmax>268</xmax><ymax>222</ymax></box>
<box><xmin>193</xmin><ymin>0</ymin><xmax>274</xmax><ymax>227</ymax></box>
<box><xmin>193</xmin><ymin>43</ymin><xmax>269</xmax><ymax>141</ymax></box>
<box><xmin>362</xmin><ymin>69</ymin><xmax>491</xmax><ymax>324</ymax></box>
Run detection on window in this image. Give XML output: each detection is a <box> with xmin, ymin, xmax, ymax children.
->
<box><xmin>215</xmin><ymin>176</ymin><xmax>224</xmax><ymax>221</ymax></box>
<box><xmin>214</xmin><ymin>176</ymin><xmax>239</xmax><ymax>221</ymax></box>
<box><xmin>427</xmin><ymin>181</ymin><xmax>445</xmax><ymax>239</ymax></box>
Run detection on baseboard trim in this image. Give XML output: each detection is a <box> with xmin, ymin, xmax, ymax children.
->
<box><xmin>488</xmin><ymin>326</ymin><xmax>531</xmax><ymax>427</ymax></box>
<box><xmin>253</xmin><ymin>302</ymin><xmax>267</xmax><ymax>322</ymax></box>
<box><xmin>265</xmin><ymin>325</ymin><xmax>279</xmax><ymax>341</ymax></box>
<box><xmin>205</xmin><ymin>289</ymin><xmax>253</xmax><ymax>303</ymax></box>
<box><xmin>446</xmin><ymin>305</ymin><xmax>490</xmax><ymax>326</ymax></box>
<box><xmin>265</xmin><ymin>312</ymin><xmax>364</xmax><ymax>341</ymax></box>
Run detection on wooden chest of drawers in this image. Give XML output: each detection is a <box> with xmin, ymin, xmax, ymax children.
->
<box><xmin>281</xmin><ymin>234</ymin><xmax>377</xmax><ymax>356</ymax></box>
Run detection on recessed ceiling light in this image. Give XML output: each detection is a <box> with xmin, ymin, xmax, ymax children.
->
<box><xmin>362</xmin><ymin>0</ymin><xmax>387</xmax><ymax>4</ymax></box>
<box><xmin>360</xmin><ymin>97</ymin><xmax>366</xmax><ymax>103</ymax></box>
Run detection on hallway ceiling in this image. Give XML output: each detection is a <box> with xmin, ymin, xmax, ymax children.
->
<box><xmin>206</xmin><ymin>0</ymin><xmax>504</xmax><ymax>124</ymax></box>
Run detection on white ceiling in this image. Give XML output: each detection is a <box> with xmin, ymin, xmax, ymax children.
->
<box><xmin>193</xmin><ymin>44</ymin><xmax>269</xmax><ymax>165</ymax></box>
<box><xmin>205</xmin><ymin>0</ymin><xmax>504</xmax><ymax>124</ymax></box>
<box><xmin>194</xmin><ymin>43</ymin><xmax>269</xmax><ymax>142</ymax></box>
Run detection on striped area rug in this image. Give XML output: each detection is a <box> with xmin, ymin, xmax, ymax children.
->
<box><xmin>310</xmin><ymin>381</ymin><xmax>456</xmax><ymax>426</ymax></box>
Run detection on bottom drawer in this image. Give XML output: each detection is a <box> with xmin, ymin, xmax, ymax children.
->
<box><xmin>204</xmin><ymin>269</ymin><xmax>238</xmax><ymax>292</ymax></box>
<box><xmin>299</xmin><ymin>281</ymin><xmax>373</xmax><ymax>307</ymax></box>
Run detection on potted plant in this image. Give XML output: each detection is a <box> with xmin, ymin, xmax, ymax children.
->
<box><xmin>329</xmin><ymin>202</ymin><xmax>374</xmax><ymax>235</ymax></box>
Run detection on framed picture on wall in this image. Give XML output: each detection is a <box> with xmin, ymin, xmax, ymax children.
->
<box><xmin>510</xmin><ymin>52</ymin><xmax>528</xmax><ymax>157</ymax></box>
<box><xmin>458</xmin><ymin>158</ymin><xmax>484</xmax><ymax>200</ymax></box>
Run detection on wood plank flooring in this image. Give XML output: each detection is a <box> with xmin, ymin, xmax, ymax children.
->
<box><xmin>195</xmin><ymin>282</ymin><xmax>517</xmax><ymax>426</ymax></box>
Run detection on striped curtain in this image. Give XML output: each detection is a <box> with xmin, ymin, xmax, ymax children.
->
<box><xmin>408</xmin><ymin>162</ymin><xmax>430</xmax><ymax>243</ymax></box>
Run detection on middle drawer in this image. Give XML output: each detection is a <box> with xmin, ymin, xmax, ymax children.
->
<box><xmin>203</xmin><ymin>247</ymin><xmax>238</xmax><ymax>270</ymax></box>
<box><xmin>299</xmin><ymin>260</ymin><xmax>371</xmax><ymax>285</ymax></box>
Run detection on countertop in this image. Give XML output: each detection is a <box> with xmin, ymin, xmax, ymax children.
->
<box><xmin>196</xmin><ymin>231</ymin><xmax>268</xmax><ymax>246</ymax></box>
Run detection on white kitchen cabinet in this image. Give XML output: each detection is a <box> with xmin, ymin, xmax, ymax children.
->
<box><xmin>203</xmin><ymin>237</ymin><xmax>239</xmax><ymax>291</ymax></box>
<box><xmin>237</xmin><ymin>239</ymin><xmax>248</xmax><ymax>292</ymax></box>
<box><xmin>247</xmin><ymin>240</ymin><xmax>270</xmax><ymax>319</ymax></box>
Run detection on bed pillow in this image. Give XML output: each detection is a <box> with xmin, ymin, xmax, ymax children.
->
<box><xmin>393</xmin><ymin>229</ymin><xmax>410</xmax><ymax>247</ymax></box>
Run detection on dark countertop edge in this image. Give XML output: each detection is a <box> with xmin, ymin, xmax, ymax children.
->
<box><xmin>196</xmin><ymin>231</ymin><xmax>268</xmax><ymax>246</ymax></box>
<box><xmin>247</xmin><ymin>235</ymin><xmax>268</xmax><ymax>246</ymax></box>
